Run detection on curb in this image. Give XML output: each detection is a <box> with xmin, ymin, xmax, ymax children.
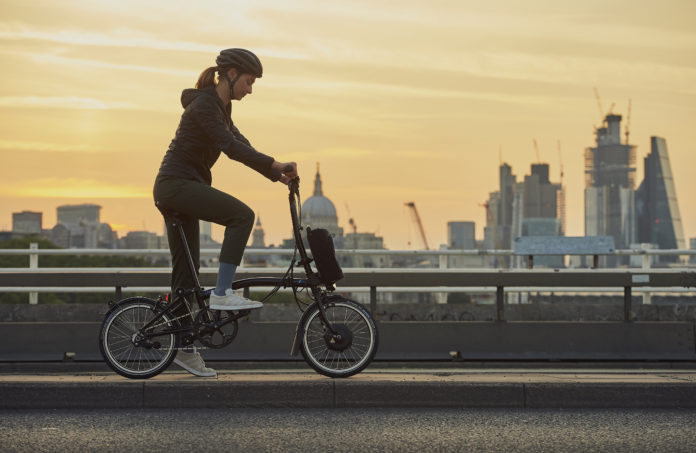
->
<box><xmin>2</xmin><ymin>379</ymin><xmax>696</xmax><ymax>409</ymax></box>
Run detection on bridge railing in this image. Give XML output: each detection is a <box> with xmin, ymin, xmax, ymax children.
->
<box><xmin>1</xmin><ymin>266</ymin><xmax>695</xmax><ymax>322</ymax></box>
<box><xmin>2</xmin><ymin>244</ymin><xmax>696</xmax><ymax>313</ymax></box>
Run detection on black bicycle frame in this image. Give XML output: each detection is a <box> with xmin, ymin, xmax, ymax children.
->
<box><xmin>139</xmin><ymin>176</ymin><xmax>339</xmax><ymax>344</ymax></box>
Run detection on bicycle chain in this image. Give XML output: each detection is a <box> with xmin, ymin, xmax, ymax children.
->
<box><xmin>146</xmin><ymin>308</ymin><xmax>201</xmax><ymax>331</ymax></box>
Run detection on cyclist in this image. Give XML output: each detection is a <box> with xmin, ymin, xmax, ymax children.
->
<box><xmin>153</xmin><ymin>48</ymin><xmax>297</xmax><ymax>377</ymax></box>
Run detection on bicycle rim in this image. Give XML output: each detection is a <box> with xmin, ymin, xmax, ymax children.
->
<box><xmin>101</xmin><ymin>301</ymin><xmax>177</xmax><ymax>378</ymax></box>
<box><xmin>301</xmin><ymin>299</ymin><xmax>377</xmax><ymax>378</ymax></box>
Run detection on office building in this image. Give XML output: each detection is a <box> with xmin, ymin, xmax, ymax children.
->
<box><xmin>12</xmin><ymin>211</ymin><xmax>42</xmax><ymax>234</ymax></box>
<box><xmin>448</xmin><ymin>221</ymin><xmax>476</xmax><ymax>250</ymax></box>
<box><xmin>584</xmin><ymin>113</ymin><xmax>636</xmax><ymax>264</ymax></box>
<box><xmin>635</xmin><ymin>136</ymin><xmax>685</xmax><ymax>262</ymax></box>
<box><xmin>52</xmin><ymin>204</ymin><xmax>116</xmax><ymax>248</ymax></box>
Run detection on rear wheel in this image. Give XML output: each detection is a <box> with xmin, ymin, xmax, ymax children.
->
<box><xmin>299</xmin><ymin>297</ymin><xmax>378</xmax><ymax>378</ymax></box>
<box><xmin>99</xmin><ymin>297</ymin><xmax>179</xmax><ymax>379</ymax></box>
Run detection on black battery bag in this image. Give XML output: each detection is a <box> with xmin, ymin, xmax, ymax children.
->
<box><xmin>306</xmin><ymin>227</ymin><xmax>344</xmax><ymax>284</ymax></box>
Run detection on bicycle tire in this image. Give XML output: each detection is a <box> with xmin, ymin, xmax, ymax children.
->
<box><xmin>99</xmin><ymin>297</ymin><xmax>179</xmax><ymax>379</ymax></box>
<box><xmin>299</xmin><ymin>297</ymin><xmax>378</xmax><ymax>378</ymax></box>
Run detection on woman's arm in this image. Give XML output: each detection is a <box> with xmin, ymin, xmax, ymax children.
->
<box><xmin>190</xmin><ymin>96</ymin><xmax>277</xmax><ymax>180</ymax></box>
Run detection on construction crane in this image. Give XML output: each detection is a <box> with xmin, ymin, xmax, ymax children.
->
<box><xmin>344</xmin><ymin>203</ymin><xmax>357</xmax><ymax>234</ymax></box>
<box><xmin>479</xmin><ymin>201</ymin><xmax>494</xmax><ymax>225</ymax></box>
<box><xmin>593</xmin><ymin>87</ymin><xmax>604</xmax><ymax>121</ymax></box>
<box><xmin>624</xmin><ymin>99</ymin><xmax>632</xmax><ymax>144</ymax></box>
<box><xmin>557</xmin><ymin>140</ymin><xmax>564</xmax><ymax>184</ymax></box>
<box><xmin>405</xmin><ymin>202</ymin><xmax>430</xmax><ymax>250</ymax></box>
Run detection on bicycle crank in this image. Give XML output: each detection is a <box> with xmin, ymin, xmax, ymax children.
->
<box><xmin>193</xmin><ymin>308</ymin><xmax>240</xmax><ymax>349</ymax></box>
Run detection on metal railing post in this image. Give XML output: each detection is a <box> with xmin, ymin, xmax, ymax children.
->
<box><xmin>642</xmin><ymin>254</ymin><xmax>652</xmax><ymax>305</ymax></box>
<box><xmin>29</xmin><ymin>242</ymin><xmax>38</xmax><ymax>304</ymax></box>
<box><xmin>496</xmin><ymin>286</ymin><xmax>505</xmax><ymax>321</ymax></box>
<box><xmin>624</xmin><ymin>286</ymin><xmax>632</xmax><ymax>322</ymax></box>
<box><xmin>437</xmin><ymin>249</ymin><xmax>448</xmax><ymax>304</ymax></box>
<box><xmin>370</xmin><ymin>286</ymin><xmax>377</xmax><ymax>320</ymax></box>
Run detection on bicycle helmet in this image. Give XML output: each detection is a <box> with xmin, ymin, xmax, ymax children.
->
<box><xmin>216</xmin><ymin>48</ymin><xmax>263</xmax><ymax>78</ymax></box>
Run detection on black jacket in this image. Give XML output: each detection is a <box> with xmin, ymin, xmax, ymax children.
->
<box><xmin>157</xmin><ymin>86</ymin><xmax>278</xmax><ymax>185</ymax></box>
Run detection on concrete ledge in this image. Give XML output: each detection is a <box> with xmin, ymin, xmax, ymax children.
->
<box><xmin>525</xmin><ymin>383</ymin><xmax>696</xmax><ymax>408</ymax></box>
<box><xmin>143</xmin><ymin>380</ymin><xmax>334</xmax><ymax>408</ymax></box>
<box><xmin>2</xmin><ymin>370</ymin><xmax>696</xmax><ymax>409</ymax></box>
<box><xmin>0</xmin><ymin>382</ymin><xmax>143</xmax><ymax>409</ymax></box>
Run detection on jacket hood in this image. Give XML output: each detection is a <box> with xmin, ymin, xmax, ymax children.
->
<box><xmin>181</xmin><ymin>88</ymin><xmax>204</xmax><ymax>109</ymax></box>
<box><xmin>181</xmin><ymin>86</ymin><xmax>228</xmax><ymax>113</ymax></box>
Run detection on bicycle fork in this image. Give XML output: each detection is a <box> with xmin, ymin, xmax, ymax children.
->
<box><xmin>290</xmin><ymin>288</ymin><xmax>342</xmax><ymax>356</ymax></box>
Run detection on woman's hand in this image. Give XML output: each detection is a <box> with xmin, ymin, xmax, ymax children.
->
<box><xmin>272</xmin><ymin>161</ymin><xmax>298</xmax><ymax>184</ymax></box>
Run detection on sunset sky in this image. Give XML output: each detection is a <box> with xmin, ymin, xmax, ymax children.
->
<box><xmin>1</xmin><ymin>0</ymin><xmax>695</xmax><ymax>249</ymax></box>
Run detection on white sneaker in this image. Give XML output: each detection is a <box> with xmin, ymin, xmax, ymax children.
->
<box><xmin>209</xmin><ymin>288</ymin><xmax>263</xmax><ymax>311</ymax></box>
<box><xmin>174</xmin><ymin>348</ymin><xmax>216</xmax><ymax>377</ymax></box>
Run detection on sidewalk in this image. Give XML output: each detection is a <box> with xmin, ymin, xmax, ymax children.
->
<box><xmin>1</xmin><ymin>364</ymin><xmax>695</xmax><ymax>409</ymax></box>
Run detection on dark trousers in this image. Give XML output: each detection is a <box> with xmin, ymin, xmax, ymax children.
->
<box><xmin>153</xmin><ymin>176</ymin><xmax>255</xmax><ymax>322</ymax></box>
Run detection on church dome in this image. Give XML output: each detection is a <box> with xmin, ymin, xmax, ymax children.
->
<box><xmin>301</xmin><ymin>165</ymin><xmax>342</xmax><ymax>238</ymax></box>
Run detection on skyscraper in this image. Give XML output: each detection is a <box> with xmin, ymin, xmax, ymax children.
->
<box><xmin>584</xmin><ymin>113</ymin><xmax>636</xmax><ymax>263</ymax></box>
<box><xmin>635</xmin><ymin>136</ymin><xmax>685</xmax><ymax>259</ymax></box>
<box><xmin>513</xmin><ymin>163</ymin><xmax>564</xmax><ymax>267</ymax></box>
<box><xmin>448</xmin><ymin>221</ymin><xmax>475</xmax><ymax>249</ymax></box>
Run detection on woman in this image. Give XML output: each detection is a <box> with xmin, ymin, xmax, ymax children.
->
<box><xmin>153</xmin><ymin>48</ymin><xmax>297</xmax><ymax>377</ymax></box>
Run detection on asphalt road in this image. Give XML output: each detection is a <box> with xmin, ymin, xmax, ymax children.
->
<box><xmin>1</xmin><ymin>408</ymin><xmax>695</xmax><ymax>452</ymax></box>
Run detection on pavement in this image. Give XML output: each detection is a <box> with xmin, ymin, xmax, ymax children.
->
<box><xmin>1</xmin><ymin>362</ymin><xmax>696</xmax><ymax>409</ymax></box>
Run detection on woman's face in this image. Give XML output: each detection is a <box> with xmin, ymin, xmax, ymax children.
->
<box><xmin>232</xmin><ymin>74</ymin><xmax>256</xmax><ymax>101</ymax></box>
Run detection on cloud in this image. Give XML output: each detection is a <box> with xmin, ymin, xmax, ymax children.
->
<box><xmin>0</xmin><ymin>22</ymin><xmax>312</xmax><ymax>61</ymax></box>
<box><xmin>0</xmin><ymin>96</ymin><xmax>136</xmax><ymax>110</ymax></box>
<box><xmin>0</xmin><ymin>139</ymin><xmax>104</xmax><ymax>153</ymax></box>
<box><xmin>1</xmin><ymin>178</ymin><xmax>150</xmax><ymax>198</ymax></box>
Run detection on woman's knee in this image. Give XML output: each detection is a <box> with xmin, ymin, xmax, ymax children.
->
<box><xmin>240</xmin><ymin>204</ymin><xmax>255</xmax><ymax>229</ymax></box>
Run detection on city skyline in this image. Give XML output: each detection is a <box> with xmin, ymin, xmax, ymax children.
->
<box><xmin>1</xmin><ymin>1</ymin><xmax>694</xmax><ymax>249</ymax></box>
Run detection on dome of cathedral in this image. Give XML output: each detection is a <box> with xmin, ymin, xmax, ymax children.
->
<box><xmin>301</xmin><ymin>165</ymin><xmax>342</xmax><ymax>238</ymax></box>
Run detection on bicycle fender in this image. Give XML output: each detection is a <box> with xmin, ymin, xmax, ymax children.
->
<box><xmin>290</xmin><ymin>324</ymin><xmax>301</xmax><ymax>356</ymax></box>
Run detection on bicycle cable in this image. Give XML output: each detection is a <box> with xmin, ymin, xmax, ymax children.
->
<box><xmin>254</xmin><ymin>180</ymin><xmax>312</xmax><ymax>312</ymax></box>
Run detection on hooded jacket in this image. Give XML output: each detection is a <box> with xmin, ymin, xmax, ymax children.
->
<box><xmin>157</xmin><ymin>86</ymin><xmax>278</xmax><ymax>185</ymax></box>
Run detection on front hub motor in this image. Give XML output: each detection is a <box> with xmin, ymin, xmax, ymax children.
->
<box><xmin>324</xmin><ymin>324</ymin><xmax>353</xmax><ymax>351</ymax></box>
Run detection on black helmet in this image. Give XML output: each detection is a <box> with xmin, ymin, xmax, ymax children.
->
<box><xmin>216</xmin><ymin>48</ymin><xmax>263</xmax><ymax>78</ymax></box>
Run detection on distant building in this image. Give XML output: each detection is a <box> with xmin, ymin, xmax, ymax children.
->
<box><xmin>251</xmin><ymin>217</ymin><xmax>265</xmax><ymax>248</ymax></box>
<box><xmin>483</xmin><ymin>164</ymin><xmax>517</xmax><ymax>267</ymax></box>
<box><xmin>121</xmin><ymin>231</ymin><xmax>163</xmax><ymax>250</ymax></box>
<box><xmin>279</xmin><ymin>163</ymin><xmax>388</xmax><ymax>269</ymax></box>
<box><xmin>200</xmin><ymin>220</ymin><xmax>213</xmax><ymax>244</ymax></box>
<box><xmin>300</xmin><ymin>164</ymin><xmax>344</xmax><ymax>243</ymax></box>
<box><xmin>57</xmin><ymin>204</ymin><xmax>101</xmax><ymax>225</ymax></box>
<box><xmin>447</xmin><ymin>221</ymin><xmax>486</xmax><ymax>268</ymax></box>
<box><xmin>12</xmin><ymin>211</ymin><xmax>42</xmax><ymax>234</ymax></box>
<box><xmin>448</xmin><ymin>222</ymin><xmax>475</xmax><ymax>249</ymax></box>
<box><xmin>514</xmin><ymin>163</ymin><xmax>564</xmax><ymax>268</ymax></box>
<box><xmin>584</xmin><ymin>114</ymin><xmax>636</xmax><ymax>265</ymax></box>
<box><xmin>52</xmin><ymin>203</ymin><xmax>117</xmax><ymax>248</ymax></box>
<box><xmin>485</xmin><ymin>162</ymin><xmax>564</xmax><ymax>267</ymax></box>
<box><xmin>635</xmin><ymin>136</ymin><xmax>685</xmax><ymax>262</ymax></box>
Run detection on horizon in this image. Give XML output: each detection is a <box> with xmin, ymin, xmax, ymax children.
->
<box><xmin>1</xmin><ymin>1</ymin><xmax>694</xmax><ymax>249</ymax></box>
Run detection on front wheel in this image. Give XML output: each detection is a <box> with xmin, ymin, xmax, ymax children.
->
<box><xmin>99</xmin><ymin>297</ymin><xmax>179</xmax><ymax>379</ymax></box>
<box><xmin>299</xmin><ymin>297</ymin><xmax>378</xmax><ymax>378</ymax></box>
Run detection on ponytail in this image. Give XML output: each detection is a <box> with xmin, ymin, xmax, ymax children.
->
<box><xmin>196</xmin><ymin>66</ymin><xmax>218</xmax><ymax>89</ymax></box>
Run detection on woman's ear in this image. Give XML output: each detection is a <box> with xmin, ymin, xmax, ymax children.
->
<box><xmin>226</xmin><ymin>68</ymin><xmax>238</xmax><ymax>81</ymax></box>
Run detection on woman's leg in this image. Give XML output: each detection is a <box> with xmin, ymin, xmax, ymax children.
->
<box><xmin>154</xmin><ymin>177</ymin><xmax>256</xmax><ymax>295</ymax></box>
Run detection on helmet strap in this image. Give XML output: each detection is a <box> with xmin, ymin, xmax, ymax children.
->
<box><xmin>228</xmin><ymin>72</ymin><xmax>242</xmax><ymax>100</ymax></box>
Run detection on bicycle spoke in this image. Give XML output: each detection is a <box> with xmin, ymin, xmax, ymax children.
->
<box><xmin>102</xmin><ymin>301</ymin><xmax>178</xmax><ymax>378</ymax></box>
<box><xmin>302</xmin><ymin>300</ymin><xmax>376</xmax><ymax>377</ymax></box>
